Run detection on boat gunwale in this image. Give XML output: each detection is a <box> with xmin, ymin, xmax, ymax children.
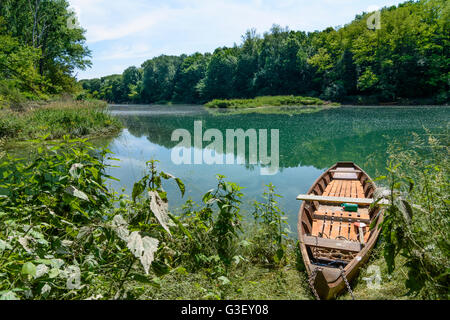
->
<box><xmin>297</xmin><ymin>162</ymin><xmax>384</xmax><ymax>299</ymax></box>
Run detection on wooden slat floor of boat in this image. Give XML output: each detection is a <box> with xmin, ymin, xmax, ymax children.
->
<box><xmin>340</xmin><ymin>223</ymin><xmax>350</xmax><ymax>240</ymax></box>
<box><xmin>329</xmin><ymin>221</ymin><xmax>341</xmax><ymax>239</ymax></box>
<box><xmin>306</xmin><ymin>174</ymin><xmax>373</xmax><ymax>257</ymax></box>
<box><xmin>348</xmin><ymin>223</ymin><xmax>358</xmax><ymax>241</ymax></box>
<box><xmin>322</xmin><ymin>179</ymin><xmax>365</xmax><ymax>198</ymax></box>
<box><xmin>310</xmin><ymin>219</ymin><xmax>369</xmax><ymax>242</ymax></box>
<box><xmin>309</xmin><ymin>209</ymin><xmax>372</xmax><ymax>242</ymax></box>
<box><xmin>312</xmin><ymin>219</ymin><xmax>324</xmax><ymax>236</ymax></box>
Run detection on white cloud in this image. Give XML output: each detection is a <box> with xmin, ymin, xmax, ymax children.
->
<box><xmin>70</xmin><ymin>0</ymin><xmax>405</xmax><ymax>79</ymax></box>
<box><xmin>367</xmin><ymin>5</ymin><xmax>381</xmax><ymax>12</ymax></box>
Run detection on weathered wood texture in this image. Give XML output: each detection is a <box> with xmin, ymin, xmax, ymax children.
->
<box><xmin>296</xmin><ymin>194</ymin><xmax>388</xmax><ymax>205</ymax></box>
<box><xmin>302</xmin><ymin>235</ymin><xmax>362</xmax><ymax>252</ymax></box>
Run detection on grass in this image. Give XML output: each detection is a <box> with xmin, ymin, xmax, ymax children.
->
<box><xmin>0</xmin><ymin>99</ymin><xmax>122</xmax><ymax>141</ymax></box>
<box><xmin>130</xmin><ymin>241</ymin><xmax>411</xmax><ymax>300</ymax></box>
<box><xmin>205</xmin><ymin>95</ymin><xmax>340</xmax><ymax>109</ymax></box>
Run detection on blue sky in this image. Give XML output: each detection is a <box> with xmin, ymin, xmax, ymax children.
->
<box><xmin>70</xmin><ymin>0</ymin><xmax>405</xmax><ymax>80</ymax></box>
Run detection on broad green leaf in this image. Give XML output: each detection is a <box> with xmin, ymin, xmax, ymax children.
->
<box><xmin>395</xmin><ymin>199</ymin><xmax>413</xmax><ymax>223</ymax></box>
<box><xmin>41</xmin><ymin>284</ymin><xmax>51</xmax><ymax>296</ymax></box>
<box><xmin>0</xmin><ymin>239</ymin><xmax>12</xmax><ymax>251</ymax></box>
<box><xmin>0</xmin><ymin>291</ymin><xmax>19</xmax><ymax>300</ymax></box>
<box><xmin>132</xmin><ymin>181</ymin><xmax>145</xmax><ymax>202</ymax></box>
<box><xmin>22</xmin><ymin>262</ymin><xmax>37</xmax><ymax>276</ymax></box>
<box><xmin>111</xmin><ymin>215</ymin><xmax>129</xmax><ymax>241</ymax></box>
<box><xmin>168</xmin><ymin>213</ymin><xmax>192</xmax><ymax>240</ymax></box>
<box><xmin>126</xmin><ymin>232</ymin><xmax>159</xmax><ymax>274</ymax></box>
<box><xmin>160</xmin><ymin>171</ymin><xmax>175</xmax><ymax>180</ymax></box>
<box><xmin>202</xmin><ymin>189</ymin><xmax>214</xmax><ymax>203</ymax></box>
<box><xmin>175</xmin><ymin>178</ymin><xmax>185</xmax><ymax>197</ymax></box>
<box><xmin>218</xmin><ymin>276</ymin><xmax>231</xmax><ymax>286</ymax></box>
<box><xmin>48</xmin><ymin>268</ymin><xmax>60</xmax><ymax>279</ymax></box>
<box><xmin>65</xmin><ymin>186</ymin><xmax>89</xmax><ymax>201</ymax></box>
<box><xmin>149</xmin><ymin>191</ymin><xmax>171</xmax><ymax>236</ymax></box>
<box><xmin>35</xmin><ymin>264</ymin><xmax>49</xmax><ymax>278</ymax></box>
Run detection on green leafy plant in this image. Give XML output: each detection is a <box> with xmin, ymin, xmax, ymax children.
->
<box><xmin>203</xmin><ymin>175</ymin><xmax>244</xmax><ymax>266</ymax></box>
<box><xmin>0</xmin><ymin>137</ymin><xmax>163</xmax><ymax>300</ymax></box>
<box><xmin>167</xmin><ymin>175</ymin><xmax>244</xmax><ymax>276</ymax></box>
<box><xmin>251</xmin><ymin>184</ymin><xmax>289</xmax><ymax>266</ymax></box>
<box><xmin>377</xmin><ymin>132</ymin><xmax>449</xmax><ymax>299</ymax></box>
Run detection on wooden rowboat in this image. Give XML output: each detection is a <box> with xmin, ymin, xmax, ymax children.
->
<box><xmin>297</xmin><ymin>162</ymin><xmax>385</xmax><ymax>300</ymax></box>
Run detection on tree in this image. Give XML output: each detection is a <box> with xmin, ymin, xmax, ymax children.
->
<box><xmin>0</xmin><ymin>0</ymin><xmax>91</xmax><ymax>93</ymax></box>
<box><xmin>172</xmin><ymin>53</ymin><xmax>209</xmax><ymax>103</ymax></box>
<box><xmin>122</xmin><ymin>66</ymin><xmax>142</xmax><ymax>101</ymax></box>
<box><xmin>202</xmin><ymin>48</ymin><xmax>238</xmax><ymax>100</ymax></box>
<box><xmin>0</xmin><ymin>18</ymin><xmax>43</xmax><ymax>100</ymax></box>
<box><xmin>140</xmin><ymin>55</ymin><xmax>184</xmax><ymax>103</ymax></box>
<box><xmin>233</xmin><ymin>29</ymin><xmax>261</xmax><ymax>98</ymax></box>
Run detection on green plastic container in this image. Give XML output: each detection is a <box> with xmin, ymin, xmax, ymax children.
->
<box><xmin>341</xmin><ymin>203</ymin><xmax>358</xmax><ymax>212</ymax></box>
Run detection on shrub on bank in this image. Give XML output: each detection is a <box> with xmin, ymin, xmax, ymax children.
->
<box><xmin>0</xmin><ymin>99</ymin><xmax>122</xmax><ymax>140</ymax></box>
<box><xmin>377</xmin><ymin>132</ymin><xmax>449</xmax><ymax>299</ymax></box>
<box><xmin>205</xmin><ymin>95</ymin><xmax>338</xmax><ymax>108</ymax></box>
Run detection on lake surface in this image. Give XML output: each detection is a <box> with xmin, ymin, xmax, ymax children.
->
<box><xmin>99</xmin><ymin>104</ymin><xmax>449</xmax><ymax>232</ymax></box>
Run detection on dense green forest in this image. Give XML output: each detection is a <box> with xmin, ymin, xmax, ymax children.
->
<box><xmin>0</xmin><ymin>0</ymin><xmax>122</xmax><ymax>143</ymax></box>
<box><xmin>81</xmin><ymin>0</ymin><xmax>449</xmax><ymax>105</ymax></box>
<box><xmin>0</xmin><ymin>0</ymin><xmax>90</xmax><ymax>107</ymax></box>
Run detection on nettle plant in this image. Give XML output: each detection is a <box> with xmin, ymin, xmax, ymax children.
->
<box><xmin>376</xmin><ymin>133</ymin><xmax>449</xmax><ymax>299</ymax></box>
<box><xmin>129</xmin><ymin>159</ymin><xmax>186</xmax><ymax>277</ymax></box>
<box><xmin>0</xmin><ymin>137</ymin><xmax>177</xmax><ymax>300</ymax></box>
<box><xmin>251</xmin><ymin>183</ymin><xmax>289</xmax><ymax>266</ymax></box>
<box><xmin>168</xmin><ymin>175</ymin><xmax>245</xmax><ymax>275</ymax></box>
<box><xmin>203</xmin><ymin>175</ymin><xmax>244</xmax><ymax>267</ymax></box>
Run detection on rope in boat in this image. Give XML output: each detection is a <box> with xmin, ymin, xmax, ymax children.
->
<box><xmin>339</xmin><ymin>266</ymin><xmax>355</xmax><ymax>300</ymax></box>
<box><xmin>308</xmin><ymin>267</ymin><xmax>321</xmax><ymax>300</ymax></box>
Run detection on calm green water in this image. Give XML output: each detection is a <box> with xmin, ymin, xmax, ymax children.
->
<box><xmin>100</xmin><ymin>104</ymin><xmax>449</xmax><ymax>230</ymax></box>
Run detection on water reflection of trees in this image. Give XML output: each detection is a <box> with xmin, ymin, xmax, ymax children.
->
<box><xmin>116</xmin><ymin>107</ymin><xmax>449</xmax><ymax>176</ymax></box>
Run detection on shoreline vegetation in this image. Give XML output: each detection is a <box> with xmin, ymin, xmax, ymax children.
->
<box><xmin>204</xmin><ymin>95</ymin><xmax>340</xmax><ymax>109</ymax></box>
<box><xmin>0</xmin><ymin>98</ymin><xmax>122</xmax><ymax>143</ymax></box>
<box><xmin>0</xmin><ymin>134</ymin><xmax>447</xmax><ymax>300</ymax></box>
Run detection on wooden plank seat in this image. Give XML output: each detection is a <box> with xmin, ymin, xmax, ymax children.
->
<box><xmin>329</xmin><ymin>169</ymin><xmax>362</xmax><ymax>173</ymax></box>
<box><xmin>302</xmin><ymin>235</ymin><xmax>362</xmax><ymax>252</ymax></box>
<box><xmin>296</xmin><ymin>194</ymin><xmax>388</xmax><ymax>205</ymax></box>
<box><xmin>333</xmin><ymin>172</ymin><xmax>358</xmax><ymax>180</ymax></box>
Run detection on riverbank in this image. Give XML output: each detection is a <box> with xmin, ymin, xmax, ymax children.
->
<box><xmin>205</xmin><ymin>96</ymin><xmax>340</xmax><ymax>109</ymax></box>
<box><xmin>0</xmin><ymin>115</ymin><xmax>447</xmax><ymax>300</ymax></box>
<box><xmin>0</xmin><ymin>136</ymin><xmax>411</xmax><ymax>300</ymax></box>
<box><xmin>0</xmin><ymin>99</ymin><xmax>122</xmax><ymax>142</ymax></box>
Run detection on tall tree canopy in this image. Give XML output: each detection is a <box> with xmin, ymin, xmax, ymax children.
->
<box><xmin>81</xmin><ymin>0</ymin><xmax>449</xmax><ymax>105</ymax></box>
<box><xmin>0</xmin><ymin>0</ymin><xmax>91</xmax><ymax>97</ymax></box>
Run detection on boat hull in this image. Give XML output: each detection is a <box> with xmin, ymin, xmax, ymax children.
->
<box><xmin>297</xmin><ymin>162</ymin><xmax>384</xmax><ymax>300</ymax></box>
